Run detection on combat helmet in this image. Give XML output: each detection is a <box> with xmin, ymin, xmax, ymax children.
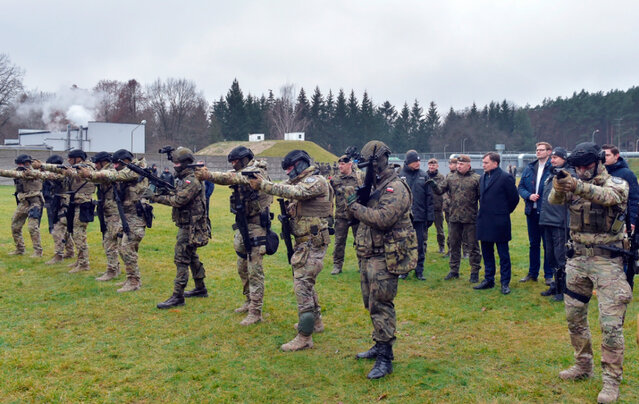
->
<box><xmin>46</xmin><ymin>154</ymin><xmax>64</xmax><ymax>165</ymax></box>
<box><xmin>15</xmin><ymin>154</ymin><xmax>33</xmax><ymax>165</ymax></box>
<box><xmin>68</xmin><ymin>149</ymin><xmax>87</xmax><ymax>160</ymax></box>
<box><xmin>359</xmin><ymin>140</ymin><xmax>391</xmax><ymax>173</ymax></box>
<box><xmin>228</xmin><ymin>146</ymin><xmax>254</xmax><ymax>162</ymax></box>
<box><xmin>281</xmin><ymin>150</ymin><xmax>312</xmax><ymax>179</ymax></box>
<box><xmin>568</xmin><ymin>142</ymin><xmax>604</xmax><ymax>167</ymax></box>
<box><xmin>91</xmin><ymin>151</ymin><xmax>112</xmax><ymax>164</ymax></box>
<box><xmin>173</xmin><ymin>147</ymin><xmax>195</xmax><ymax>165</ymax></box>
<box><xmin>113</xmin><ymin>149</ymin><xmax>134</xmax><ymax>162</ymax></box>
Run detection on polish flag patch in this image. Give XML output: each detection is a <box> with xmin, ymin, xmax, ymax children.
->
<box><xmin>185</xmin><ymin>180</ymin><xmax>191</xmax><ymax>184</ymax></box>
<box><xmin>386</xmin><ymin>187</ymin><xmax>394</xmax><ymax>193</ymax></box>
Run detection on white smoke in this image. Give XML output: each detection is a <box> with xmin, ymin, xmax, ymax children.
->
<box><xmin>16</xmin><ymin>85</ymin><xmax>105</xmax><ymax>130</ymax></box>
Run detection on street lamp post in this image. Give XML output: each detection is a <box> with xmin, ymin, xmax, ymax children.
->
<box><xmin>462</xmin><ymin>138</ymin><xmax>468</xmax><ymax>153</ymax></box>
<box><xmin>130</xmin><ymin>120</ymin><xmax>147</xmax><ymax>152</ymax></box>
<box><xmin>591</xmin><ymin>129</ymin><xmax>599</xmax><ymax>143</ymax></box>
<box><xmin>443</xmin><ymin>144</ymin><xmax>448</xmax><ymax>160</ymax></box>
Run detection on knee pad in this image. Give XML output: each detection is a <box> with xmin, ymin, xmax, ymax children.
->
<box><xmin>298</xmin><ymin>312</ymin><xmax>315</xmax><ymax>336</ymax></box>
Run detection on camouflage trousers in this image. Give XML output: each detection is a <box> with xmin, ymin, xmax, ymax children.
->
<box><xmin>50</xmin><ymin>215</ymin><xmax>75</xmax><ymax>257</ymax></box>
<box><xmin>234</xmin><ymin>224</ymin><xmax>266</xmax><ymax>313</ymax></box>
<box><xmin>11</xmin><ymin>201</ymin><xmax>42</xmax><ymax>254</ymax></box>
<box><xmin>445</xmin><ymin>211</ymin><xmax>469</xmax><ymax>254</ymax></box>
<box><xmin>292</xmin><ymin>231</ymin><xmax>329</xmax><ymax>321</ymax></box>
<box><xmin>359</xmin><ymin>255</ymin><xmax>398</xmax><ymax>344</ymax></box>
<box><xmin>102</xmin><ymin>211</ymin><xmax>122</xmax><ymax>273</ymax></box>
<box><xmin>448</xmin><ymin>221</ymin><xmax>481</xmax><ymax>274</ymax></box>
<box><xmin>565</xmin><ymin>254</ymin><xmax>632</xmax><ymax>385</ymax></box>
<box><xmin>66</xmin><ymin>209</ymin><xmax>90</xmax><ymax>268</ymax></box>
<box><xmin>433</xmin><ymin>209</ymin><xmax>445</xmax><ymax>250</ymax></box>
<box><xmin>119</xmin><ymin>213</ymin><xmax>145</xmax><ymax>282</ymax></box>
<box><xmin>173</xmin><ymin>226</ymin><xmax>206</xmax><ymax>295</ymax></box>
<box><xmin>332</xmin><ymin>218</ymin><xmax>358</xmax><ymax>270</ymax></box>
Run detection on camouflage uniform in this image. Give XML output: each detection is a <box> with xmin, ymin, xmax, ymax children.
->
<box><xmin>199</xmin><ymin>159</ymin><xmax>273</xmax><ymax>320</ymax></box>
<box><xmin>26</xmin><ymin>170</ymin><xmax>75</xmax><ymax>262</ymax></box>
<box><xmin>549</xmin><ymin>163</ymin><xmax>631</xmax><ymax>398</ymax></box>
<box><xmin>85</xmin><ymin>159</ymin><xmax>150</xmax><ymax>290</ymax></box>
<box><xmin>431</xmin><ymin>167</ymin><xmax>482</xmax><ymax>277</ymax></box>
<box><xmin>0</xmin><ymin>168</ymin><xmax>43</xmax><ymax>256</ymax></box>
<box><xmin>330</xmin><ymin>169</ymin><xmax>363</xmax><ymax>273</ymax></box>
<box><xmin>40</xmin><ymin>162</ymin><xmax>96</xmax><ymax>271</ymax></box>
<box><xmin>349</xmin><ymin>165</ymin><xmax>414</xmax><ymax>345</ymax></box>
<box><xmin>427</xmin><ymin>170</ymin><xmax>446</xmax><ymax>252</ymax></box>
<box><xmin>154</xmin><ymin>167</ymin><xmax>209</xmax><ymax>296</ymax></box>
<box><xmin>258</xmin><ymin>165</ymin><xmax>332</xmax><ymax>343</ymax></box>
<box><xmin>94</xmin><ymin>162</ymin><xmax>122</xmax><ymax>278</ymax></box>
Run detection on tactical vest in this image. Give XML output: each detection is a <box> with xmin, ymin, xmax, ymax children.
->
<box><xmin>295</xmin><ymin>175</ymin><xmax>333</xmax><ymax>218</ymax></box>
<box><xmin>569</xmin><ymin>200</ymin><xmax>624</xmax><ymax>234</ymax></box>
<box><xmin>365</xmin><ymin>176</ymin><xmax>414</xmax><ymax>252</ymax></box>
<box><xmin>172</xmin><ymin>170</ymin><xmax>206</xmax><ymax>226</ymax></box>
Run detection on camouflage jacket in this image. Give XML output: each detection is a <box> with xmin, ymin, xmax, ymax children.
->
<box><xmin>431</xmin><ymin>169</ymin><xmax>480</xmax><ymax>223</ymax></box>
<box><xmin>427</xmin><ymin>170</ymin><xmax>445</xmax><ymax>211</ymax></box>
<box><xmin>259</xmin><ymin>165</ymin><xmax>332</xmax><ymax>238</ymax></box>
<box><xmin>202</xmin><ymin>159</ymin><xmax>273</xmax><ymax>218</ymax></box>
<box><xmin>331</xmin><ymin>170</ymin><xmax>363</xmax><ymax>220</ymax></box>
<box><xmin>41</xmin><ymin>162</ymin><xmax>96</xmax><ymax>204</ymax></box>
<box><xmin>441</xmin><ymin>170</ymin><xmax>456</xmax><ymax>214</ymax></box>
<box><xmin>18</xmin><ymin>169</ymin><xmax>68</xmax><ymax>207</ymax></box>
<box><xmin>154</xmin><ymin>168</ymin><xmax>206</xmax><ymax>228</ymax></box>
<box><xmin>85</xmin><ymin>159</ymin><xmax>149</xmax><ymax>215</ymax></box>
<box><xmin>549</xmin><ymin>164</ymin><xmax>628</xmax><ymax>245</ymax></box>
<box><xmin>0</xmin><ymin>168</ymin><xmax>43</xmax><ymax>204</ymax></box>
<box><xmin>350</xmin><ymin>166</ymin><xmax>413</xmax><ymax>258</ymax></box>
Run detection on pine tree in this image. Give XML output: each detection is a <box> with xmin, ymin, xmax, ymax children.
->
<box><xmin>224</xmin><ymin>79</ymin><xmax>247</xmax><ymax>140</ymax></box>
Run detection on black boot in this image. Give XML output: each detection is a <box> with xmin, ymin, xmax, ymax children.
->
<box><xmin>367</xmin><ymin>343</ymin><xmax>393</xmax><ymax>379</ymax></box>
<box><xmin>552</xmin><ymin>293</ymin><xmax>564</xmax><ymax>302</ymax></box>
<box><xmin>356</xmin><ymin>342</ymin><xmax>380</xmax><ymax>360</ymax></box>
<box><xmin>469</xmin><ymin>272</ymin><xmax>479</xmax><ymax>283</ymax></box>
<box><xmin>540</xmin><ymin>282</ymin><xmax>556</xmax><ymax>296</ymax></box>
<box><xmin>157</xmin><ymin>293</ymin><xmax>185</xmax><ymax>309</ymax></box>
<box><xmin>184</xmin><ymin>280</ymin><xmax>208</xmax><ymax>298</ymax></box>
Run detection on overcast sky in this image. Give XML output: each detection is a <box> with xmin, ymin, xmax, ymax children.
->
<box><xmin>3</xmin><ymin>0</ymin><xmax>638</xmax><ymax>112</ymax></box>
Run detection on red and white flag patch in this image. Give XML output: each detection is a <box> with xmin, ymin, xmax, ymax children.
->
<box><xmin>185</xmin><ymin>180</ymin><xmax>191</xmax><ymax>184</ymax></box>
<box><xmin>386</xmin><ymin>187</ymin><xmax>394</xmax><ymax>193</ymax></box>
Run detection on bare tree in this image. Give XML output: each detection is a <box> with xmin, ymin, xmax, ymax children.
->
<box><xmin>0</xmin><ymin>54</ymin><xmax>25</xmax><ymax>132</ymax></box>
<box><xmin>268</xmin><ymin>83</ymin><xmax>309</xmax><ymax>139</ymax></box>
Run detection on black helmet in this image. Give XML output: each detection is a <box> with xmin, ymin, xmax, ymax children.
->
<box><xmin>568</xmin><ymin>142</ymin><xmax>604</xmax><ymax>167</ymax></box>
<box><xmin>68</xmin><ymin>149</ymin><xmax>87</xmax><ymax>160</ymax></box>
<box><xmin>46</xmin><ymin>154</ymin><xmax>64</xmax><ymax>165</ymax></box>
<box><xmin>91</xmin><ymin>151</ymin><xmax>112</xmax><ymax>164</ymax></box>
<box><xmin>281</xmin><ymin>150</ymin><xmax>311</xmax><ymax>170</ymax></box>
<box><xmin>113</xmin><ymin>149</ymin><xmax>134</xmax><ymax>162</ymax></box>
<box><xmin>228</xmin><ymin>146</ymin><xmax>254</xmax><ymax>162</ymax></box>
<box><xmin>15</xmin><ymin>154</ymin><xmax>33</xmax><ymax>164</ymax></box>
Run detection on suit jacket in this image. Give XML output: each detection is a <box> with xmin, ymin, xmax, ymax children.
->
<box><xmin>477</xmin><ymin>167</ymin><xmax>519</xmax><ymax>242</ymax></box>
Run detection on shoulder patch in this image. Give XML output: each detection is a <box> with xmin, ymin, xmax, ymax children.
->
<box><xmin>305</xmin><ymin>176</ymin><xmax>317</xmax><ymax>184</ymax></box>
<box><xmin>611</xmin><ymin>177</ymin><xmax>625</xmax><ymax>185</ymax></box>
<box><xmin>386</xmin><ymin>187</ymin><xmax>394</xmax><ymax>193</ymax></box>
<box><xmin>185</xmin><ymin>179</ymin><xmax>191</xmax><ymax>184</ymax></box>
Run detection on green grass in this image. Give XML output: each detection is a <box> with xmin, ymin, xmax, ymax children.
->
<box><xmin>196</xmin><ymin>140</ymin><xmax>338</xmax><ymax>163</ymax></box>
<box><xmin>0</xmin><ymin>184</ymin><xmax>638</xmax><ymax>403</ymax></box>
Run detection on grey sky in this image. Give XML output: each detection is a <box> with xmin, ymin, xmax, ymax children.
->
<box><xmin>3</xmin><ymin>0</ymin><xmax>638</xmax><ymax>111</ymax></box>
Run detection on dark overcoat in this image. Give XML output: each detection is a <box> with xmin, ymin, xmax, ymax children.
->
<box><xmin>476</xmin><ymin>167</ymin><xmax>519</xmax><ymax>242</ymax></box>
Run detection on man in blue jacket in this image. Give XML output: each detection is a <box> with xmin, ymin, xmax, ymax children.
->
<box><xmin>602</xmin><ymin>144</ymin><xmax>639</xmax><ymax>230</ymax></box>
<box><xmin>399</xmin><ymin>150</ymin><xmax>434</xmax><ymax>280</ymax></box>
<box><xmin>518</xmin><ymin>142</ymin><xmax>553</xmax><ymax>284</ymax></box>
<box><xmin>474</xmin><ymin>152</ymin><xmax>519</xmax><ymax>294</ymax></box>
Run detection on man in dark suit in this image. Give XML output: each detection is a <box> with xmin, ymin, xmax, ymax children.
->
<box><xmin>474</xmin><ymin>152</ymin><xmax>520</xmax><ymax>294</ymax></box>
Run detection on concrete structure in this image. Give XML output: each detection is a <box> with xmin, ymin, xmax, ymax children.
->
<box><xmin>284</xmin><ymin>132</ymin><xmax>305</xmax><ymax>141</ymax></box>
<box><xmin>248</xmin><ymin>133</ymin><xmax>264</xmax><ymax>142</ymax></box>
<box><xmin>3</xmin><ymin>122</ymin><xmax>146</xmax><ymax>153</ymax></box>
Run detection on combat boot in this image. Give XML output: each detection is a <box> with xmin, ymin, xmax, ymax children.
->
<box><xmin>597</xmin><ymin>382</ymin><xmax>620</xmax><ymax>403</ymax></box>
<box><xmin>469</xmin><ymin>273</ymin><xmax>479</xmax><ymax>283</ymax></box>
<box><xmin>63</xmin><ymin>251</ymin><xmax>75</xmax><ymax>259</ymax></box>
<box><xmin>444</xmin><ymin>272</ymin><xmax>459</xmax><ymax>280</ymax></box>
<box><xmin>558</xmin><ymin>364</ymin><xmax>594</xmax><ymax>380</ymax></box>
<box><xmin>31</xmin><ymin>250</ymin><xmax>43</xmax><ymax>258</ymax></box>
<box><xmin>68</xmin><ymin>264</ymin><xmax>89</xmax><ymax>274</ymax></box>
<box><xmin>367</xmin><ymin>343</ymin><xmax>393</xmax><ymax>379</ymax></box>
<box><xmin>356</xmin><ymin>342</ymin><xmax>380</xmax><ymax>360</ymax></box>
<box><xmin>438</xmin><ymin>246</ymin><xmax>445</xmax><ymax>254</ymax></box>
<box><xmin>541</xmin><ymin>282</ymin><xmax>557</xmax><ymax>296</ymax></box>
<box><xmin>281</xmin><ymin>333</ymin><xmax>313</xmax><ymax>352</ymax></box>
<box><xmin>45</xmin><ymin>254</ymin><xmax>64</xmax><ymax>264</ymax></box>
<box><xmin>96</xmin><ymin>270</ymin><xmax>119</xmax><ymax>282</ymax></box>
<box><xmin>294</xmin><ymin>315</ymin><xmax>324</xmax><ymax>333</ymax></box>
<box><xmin>552</xmin><ymin>293</ymin><xmax>564</xmax><ymax>302</ymax></box>
<box><xmin>234</xmin><ymin>301</ymin><xmax>250</xmax><ymax>313</ymax></box>
<box><xmin>157</xmin><ymin>293</ymin><xmax>185</xmax><ymax>309</ymax></box>
<box><xmin>67</xmin><ymin>261</ymin><xmax>78</xmax><ymax>268</ymax></box>
<box><xmin>240</xmin><ymin>311</ymin><xmax>263</xmax><ymax>326</ymax></box>
<box><xmin>117</xmin><ymin>278</ymin><xmax>140</xmax><ymax>293</ymax></box>
<box><xmin>330</xmin><ymin>265</ymin><xmax>342</xmax><ymax>275</ymax></box>
<box><xmin>8</xmin><ymin>249</ymin><xmax>25</xmax><ymax>256</ymax></box>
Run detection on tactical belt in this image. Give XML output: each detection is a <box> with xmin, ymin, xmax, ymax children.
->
<box><xmin>232</xmin><ymin>216</ymin><xmax>261</xmax><ymax>231</ymax></box>
<box><xmin>564</xmin><ymin>288</ymin><xmax>591</xmax><ymax>304</ymax></box>
<box><xmin>294</xmin><ymin>228</ymin><xmax>328</xmax><ymax>245</ymax></box>
<box><xmin>573</xmin><ymin>242</ymin><xmax>623</xmax><ymax>258</ymax></box>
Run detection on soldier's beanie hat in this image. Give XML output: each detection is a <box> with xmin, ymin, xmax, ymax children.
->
<box><xmin>405</xmin><ymin>150</ymin><xmax>420</xmax><ymax>165</ymax></box>
<box><xmin>457</xmin><ymin>155</ymin><xmax>471</xmax><ymax>163</ymax></box>
<box><xmin>91</xmin><ymin>151</ymin><xmax>112</xmax><ymax>163</ymax></box>
<box><xmin>15</xmin><ymin>154</ymin><xmax>33</xmax><ymax>164</ymax></box>
<box><xmin>338</xmin><ymin>155</ymin><xmax>350</xmax><ymax>163</ymax></box>
<box><xmin>46</xmin><ymin>154</ymin><xmax>64</xmax><ymax>165</ymax></box>
<box><xmin>428</xmin><ymin>158</ymin><xmax>438</xmax><ymax>164</ymax></box>
<box><xmin>449</xmin><ymin>157</ymin><xmax>458</xmax><ymax>164</ymax></box>
<box><xmin>551</xmin><ymin>147</ymin><xmax>568</xmax><ymax>160</ymax></box>
<box><xmin>68</xmin><ymin>149</ymin><xmax>87</xmax><ymax>160</ymax></box>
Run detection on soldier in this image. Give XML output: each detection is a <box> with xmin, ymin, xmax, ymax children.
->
<box><xmin>330</xmin><ymin>154</ymin><xmax>362</xmax><ymax>275</ymax></box>
<box><xmin>39</xmin><ymin>155</ymin><xmax>75</xmax><ymax>263</ymax></box>
<box><xmin>195</xmin><ymin>146</ymin><xmax>273</xmax><ymax>325</ymax></box>
<box><xmin>78</xmin><ymin>149</ymin><xmax>150</xmax><ymax>292</ymax></box>
<box><xmin>430</xmin><ymin>155</ymin><xmax>482</xmax><ymax>282</ymax></box>
<box><xmin>427</xmin><ymin>158</ymin><xmax>446</xmax><ymax>254</ymax></box>
<box><xmin>0</xmin><ymin>154</ymin><xmax>44</xmax><ymax>257</ymax></box>
<box><xmin>152</xmin><ymin>147</ymin><xmax>211</xmax><ymax>309</ymax></box>
<box><xmin>442</xmin><ymin>157</ymin><xmax>457</xmax><ymax>257</ymax></box>
<box><xmin>346</xmin><ymin>140</ymin><xmax>416</xmax><ymax>379</ymax></box>
<box><xmin>549</xmin><ymin>142</ymin><xmax>631</xmax><ymax>404</ymax></box>
<box><xmin>248</xmin><ymin>150</ymin><xmax>332</xmax><ymax>352</ymax></box>
<box><xmin>33</xmin><ymin>150</ymin><xmax>96</xmax><ymax>272</ymax></box>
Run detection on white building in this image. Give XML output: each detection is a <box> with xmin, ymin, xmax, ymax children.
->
<box><xmin>284</xmin><ymin>132</ymin><xmax>305</xmax><ymax>141</ymax></box>
<box><xmin>4</xmin><ymin>122</ymin><xmax>146</xmax><ymax>153</ymax></box>
<box><xmin>248</xmin><ymin>133</ymin><xmax>264</xmax><ymax>142</ymax></box>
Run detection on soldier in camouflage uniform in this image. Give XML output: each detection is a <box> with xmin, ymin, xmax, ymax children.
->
<box><xmin>346</xmin><ymin>140</ymin><xmax>416</xmax><ymax>379</ymax></box>
<box><xmin>330</xmin><ymin>154</ymin><xmax>363</xmax><ymax>275</ymax></box>
<box><xmin>33</xmin><ymin>150</ymin><xmax>96</xmax><ymax>272</ymax></box>
<box><xmin>0</xmin><ymin>154</ymin><xmax>44</xmax><ymax>257</ymax></box>
<box><xmin>549</xmin><ymin>142</ymin><xmax>631</xmax><ymax>404</ymax></box>
<box><xmin>442</xmin><ymin>157</ymin><xmax>456</xmax><ymax>256</ymax></box>
<box><xmin>430</xmin><ymin>155</ymin><xmax>482</xmax><ymax>282</ymax></box>
<box><xmin>154</xmin><ymin>147</ymin><xmax>211</xmax><ymax>309</ymax></box>
<box><xmin>249</xmin><ymin>150</ymin><xmax>332</xmax><ymax>352</ymax></box>
<box><xmin>78</xmin><ymin>149</ymin><xmax>150</xmax><ymax>292</ymax></box>
<box><xmin>427</xmin><ymin>158</ymin><xmax>446</xmax><ymax>253</ymax></box>
<box><xmin>25</xmin><ymin>156</ymin><xmax>75</xmax><ymax>264</ymax></box>
<box><xmin>196</xmin><ymin>146</ymin><xmax>273</xmax><ymax>325</ymax></box>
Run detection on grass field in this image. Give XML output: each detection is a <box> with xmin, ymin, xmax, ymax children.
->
<box><xmin>196</xmin><ymin>140</ymin><xmax>338</xmax><ymax>163</ymax></box>
<box><xmin>0</xmin><ymin>184</ymin><xmax>638</xmax><ymax>403</ymax></box>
